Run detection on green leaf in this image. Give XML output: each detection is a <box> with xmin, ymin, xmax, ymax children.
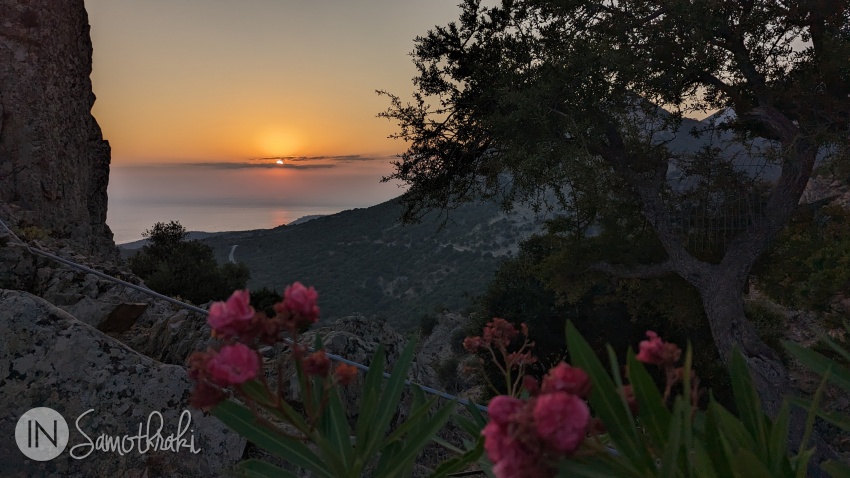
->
<box><xmin>709</xmin><ymin>402</ymin><xmax>757</xmax><ymax>453</ymax></box>
<box><xmin>319</xmin><ymin>385</ymin><xmax>355</xmax><ymax>470</ymax></box>
<box><xmin>465</xmin><ymin>400</ymin><xmax>489</xmax><ymax>427</ymax></box>
<box><xmin>428</xmin><ymin>437</ymin><xmax>484</xmax><ymax>478</ymax></box>
<box><xmin>692</xmin><ymin>441</ymin><xmax>719</xmax><ymax>478</ymax></box>
<box><xmin>789</xmin><ymin>397</ymin><xmax>850</xmax><ymax>431</ymax></box>
<box><xmin>703</xmin><ymin>404</ymin><xmax>735</xmax><ymax>478</ymax></box>
<box><xmin>730</xmin><ymin>448</ymin><xmax>776</xmax><ymax>478</ymax></box>
<box><xmin>212</xmin><ymin>400</ymin><xmax>332</xmax><ymax>478</ymax></box>
<box><xmin>360</xmin><ymin>339</ymin><xmax>418</xmax><ymax>461</ymax></box>
<box><xmin>815</xmin><ymin>331</ymin><xmax>850</xmax><ymax>365</ymax></box>
<box><xmin>239</xmin><ymin>380</ymin><xmax>310</xmax><ymax>433</ymax></box>
<box><xmin>728</xmin><ymin>348</ymin><xmax>768</xmax><ymax>460</ymax></box>
<box><xmin>626</xmin><ymin>351</ymin><xmax>671</xmax><ymax>451</ymax></box>
<box><xmin>354</xmin><ymin>345</ymin><xmax>386</xmax><ymax>461</ymax></box>
<box><xmin>384</xmin><ymin>393</ymin><xmax>437</xmax><ymax>444</ymax></box>
<box><xmin>375</xmin><ymin>400</ymin><xmax>456</xmax><ymax>478</ymax></box>
<box><xmin>822</xmin><ymin>460</ymin><xmax>850</xmax><ymax>478</ymax></box>
<box><xmin>453</xmin><ymin>413</ymin><xmax>485</xmax><ymax>439</ymax></box>
<box><xmin>235</xmin><ymin>459</ymin><xmax>298</xmax><ymax>478</ymax></box>
<box><xmin>659</xmin><ymin>398</ymin><xmax>684</xmax><ymax>478</ymax></box>
<box><xmin>556</xmin><ymin>451</ymin><xmax>643</xmax><ymax>478</ymax></box>
<box><xmin>766</xmin><ymin>400</ymin><xmax>792</xmax><ymax>475</ymax></box>
<box><xmin>784</xmin><ymin>341</ymin><xmax>850</xmax><ymax>392</ymax></box>
<box><xmin>565</xmin><ymin>321</ymin><xmax>651</xmax><ymax>471</ymax></box>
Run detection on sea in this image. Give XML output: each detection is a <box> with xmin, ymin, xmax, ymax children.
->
<box><xmin>107</xmin><ymin>201</ymin><xmax>346</xmax><ymax>245</ymax></box>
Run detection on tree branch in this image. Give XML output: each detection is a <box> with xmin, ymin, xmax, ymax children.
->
<box><xmin>587</xmin><ymin>260</ymin><xmax>674</xmax><ymax>279</ymax></box>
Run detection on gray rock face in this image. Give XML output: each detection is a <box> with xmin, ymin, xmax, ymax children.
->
<box><xmin>0</xmin><ymin>290</ymin><xmax>245</xmax><ymax>477</ymax></box>
<box><xmin>0</xmin><ymin>0</ymin><xmax>113</xmax><ymax>253</ymax></box>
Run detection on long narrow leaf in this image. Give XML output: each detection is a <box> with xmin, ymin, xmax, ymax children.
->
<box><xmin>236</xmin><ymin>459</ymin><xmax>298</xmax><ymax>478</ymax></box>
<box><xmin>767</xmin><ymin>401</ymin><xmax>791</xmax><ymax>475</ymax></box>
<box><xmin>429</xmin><ymin>437</ymin><xmax>484</xmax><ymax>478</ymax></box>
<box><xmin>815</xmin><ymin>331</ymin><xmax>850</xmax><ymax>365</ymax></box>
<box><xmin>627</xmin><ymin>352</ymin><xmax>671</xmax><ymax>451</ymax></box>
<box><xmin>375</xmin><ymin>401</ymin><xmax>456</xmax><ymax>478</ymax></box>
<box><xmin>821</xmin><ymin>460</ymin><xmax>850</xmax><ymax>478</ymax></box>
<box><xmin>784</xmin><ymin>341</ymin><xmax>850</xmax><ymax>392</ymax></box>
<box><xmin>319</xmin><ymin>385</ymin><xmax>355</xmax><ymax>471</ymax></box>
<box><xmin>212</xmin><ymin>400</ymin><xmax>333</xmax><ymax>478</ymax></box>
<box><xmin>361</xmin><ymin>339</ymin><xmax>418</xmax><ymax>460</ymax></box>
<box><xmin>565</xmin><ymin>321</ymin><xmax>650</xmax><ymax>470</ymax></box>
<box><xmin>692</xmin><ymin>441</ymin><xmax>719</xmax><ymax>478</ymax></box>
<box><xmin>354</xmin><ymin>345</ymin><xmax>386</xmax><ymax>460</ymax></box>
<box><xmin>659</xmin><ymin>397</ymin><xmax>685</xmax><ymax>478</ymax></box>
<box><xmin>240</xmin><ymin>380</ymin><xmax>310</xmax><ymax>433</ymax></box>
<box><xmin>789</xmin><ymin>397</ymin><xmax>850</xmax><ymax>431</ymax></box>
<box><xmin>703</xmin><ymin>404</ymin><xmax>735</xmax><ymax>478</ymax></box>
<box><xmin>730</xmin><ymin>448</ymin><xmax>777</xmax><ymax>478</ymax></box>
<box><xmin>728</xmin><ymin>349</ymin><xmax>768</xmax><ymax>460</ymax></box>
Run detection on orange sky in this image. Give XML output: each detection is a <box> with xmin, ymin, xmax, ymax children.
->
<box><xmin>85</xmin><ymin>0</ymin><xmax>468</xmax><ymax>165</ymax></box>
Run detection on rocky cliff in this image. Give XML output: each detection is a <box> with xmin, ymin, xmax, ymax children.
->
<box><xmin>0</xmin><ymin>0</ymin><xmax>113</xmax><ymax>253</ymax></box>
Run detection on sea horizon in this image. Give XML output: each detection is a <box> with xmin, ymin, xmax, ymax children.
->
<box><xmin>106</xmin><ymin>201</ymin><xmax>351</xmax><ymax>244</ymax></box>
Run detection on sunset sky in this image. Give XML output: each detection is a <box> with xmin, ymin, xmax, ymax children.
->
<box><xmin>83</xmin><ymin>1</ymin><xmax>475</xmax><ymax>241</ymax></box>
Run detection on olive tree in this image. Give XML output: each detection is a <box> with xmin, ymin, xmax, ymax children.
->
<box><xmin>381</xmin><ymin>0</ymin><xmax>849</xmax><ymax>419</ymax></box>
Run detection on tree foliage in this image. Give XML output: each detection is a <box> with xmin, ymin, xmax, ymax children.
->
<box><xmin>382</xmin><ymin>0</ymin><xmax>849</xmax><ymax>225</ymax></box>
<box><xmin>129</xmin><ymin>221</ymin><xmax>250</xmax><ymax>304</ymax></box>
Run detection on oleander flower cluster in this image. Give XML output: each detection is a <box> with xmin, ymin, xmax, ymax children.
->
<box><xmin>188</xmin><ymin>282</ymin><xmax>356</xmax><ymax>411</ymax></box>
<box><xmin>463</xmin><ymin>317</ymin><xmax>537</xmax><ymax>397</ymax></box>
<box><xmin>481</xmin><ymin>362</ymin><xmax>593</xmax><ymax>478</ymax></box>
<box><xmin>474</xmin><ymin>324</ymin><xmax>695</xmax><ymax>478</ymax></box>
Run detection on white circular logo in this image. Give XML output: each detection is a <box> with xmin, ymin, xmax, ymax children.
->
<box><xmin>15</xmin><ymin>407</ymin><xmax>69</xmax><ymax>461</ymax></box>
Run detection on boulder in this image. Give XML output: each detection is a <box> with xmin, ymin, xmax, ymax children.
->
<box><xmin>0</xmin><ymin>290</ymin><xmax>245</xmax><ymax>477</ymax></box>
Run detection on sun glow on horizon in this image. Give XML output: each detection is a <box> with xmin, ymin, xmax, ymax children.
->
<box><xmin>256</xmin><ymin>126</ymin><xmax>301</xmax><ymax>158</ymax></box>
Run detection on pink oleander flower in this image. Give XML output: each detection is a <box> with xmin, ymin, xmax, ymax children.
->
<box><xmin>276</xmin><ymin>282</ymin><xmax>320</xmax><ymax>327</ymax></box>
<box><xmin>491</xmin><ymin>438</ymin><xmax>549</xmax><ymax>478</ymax></box>
<box><xmin>482</xmin><ymin>421</ymin><xmax>511</xmax><ymax>464</ymax></box>
<box><xmin>541</xmin><ymin>362</ymin><xmax>591</xmax><ymax>399</ymax></box>
<box><xmin>523</xmin><ymin>376</ymin><xmax>540</xmax><ymax>396</ymax></box>
<box><xmin>334</xmin><ymin>363</ymin><xmax>358</xmax><ymax>386</ymax></box>
<box><xmin>189</xmin><ymin>380</ymin><xmax>226</xmax><ymax>411</ymax></box>
<box><xmin>483</xmin><ymin>317</ymin><xmax>519</xmax><ymax>348</ymax></box>
<box><xmin>463</xmin><ymin>336</ymin><xmax>485</xmax><ymax>353</ymax></box>
<box><xmin>207</xmin><ymin>343</ymin><xmax>260</xmax><ymax>386</ymax></box>
<box><xmin>484</xmin><ymin>418</ymin><xmax>553</xmax><ymax>478</ymax></box>
<box><xmin>636</xmin><ymin>331</ymin><xmax>681</xmax><ymax>366</ymax></box>
<box><xmin>302</xmin><ymin>350</ymin><xmax>330</xmax><ymax>377</ymax></box>
<box><xmin>505</xmin><ymin>351</ymin><xmax>537</xmax><ymax>369</ymax></box>
<box><xmin>533</xmin><ymin>392</ymin><xmax>590</xmax><ymax>454</ymax></box>
<box><xmin>208</xmin><ymin>289</ymin><xmax>255</xmax><ymax>336</ymax></box>
<box><xmin>488</xmin><ymin>395</ymin><xmax>524</xmax><ymax>426</ymax></box>
<box><xmin>621</xmin><ymin>384</ymin><xmax>638</xmax><ymax>414</ymax></box>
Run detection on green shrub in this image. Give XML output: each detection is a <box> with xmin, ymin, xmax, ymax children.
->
<box><xmin>129</xmin><ymin>221</ymin><xmax>250</xmax><ymax>304</ymax></box>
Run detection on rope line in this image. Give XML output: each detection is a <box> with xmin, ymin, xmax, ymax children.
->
<box><xmin>0</xmin><ymin>218</ymin><xmax>486</xmax><ymax>412</ymax></box>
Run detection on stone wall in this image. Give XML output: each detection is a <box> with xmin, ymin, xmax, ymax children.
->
<box><xmin>0</xmin><ymin>0</ymin><xmax>113</xmax><ymax>253</ymax></box>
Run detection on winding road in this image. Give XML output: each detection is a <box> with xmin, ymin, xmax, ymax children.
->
<box><xmin>228</xmin><ymin>245</ymin><xmax>238</xmax><ymax>263</ymax></box>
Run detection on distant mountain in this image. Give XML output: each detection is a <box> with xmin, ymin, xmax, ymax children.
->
<box><xmin>200</xmin><ymin>198</ymin><xmax>554</xmax><ymax>332</ymax></box>
<box><xmin>288</xmin><ymin>215</ymin><xmax>325</xmax><ymax>226</ymax></box>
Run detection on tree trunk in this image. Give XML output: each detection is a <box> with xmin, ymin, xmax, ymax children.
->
<box><xmin>695</xmin><ymin>264</ymin><xmax>835</xmax><ymax>473</ymax></box>
<box><xmin>698</xmin><ymin>267</ymin><xmax>787</xmax><ymax>416</ymax></box>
